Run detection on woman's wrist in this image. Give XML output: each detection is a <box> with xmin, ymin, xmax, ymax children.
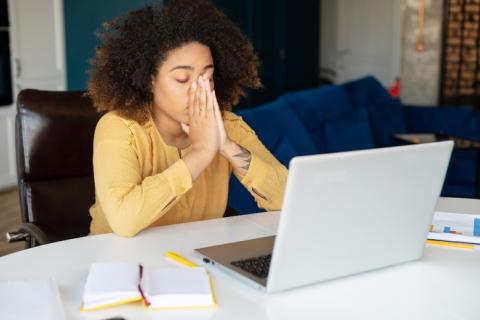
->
<box><xmin>183</xmin><ymin>147</ymin><xmax>216</xmax><ymax>181</ymax></box>
<box><xmin>219</xmin><ymin>139</ymin><xmax>236</xmax><ymax>158</ymax></box>
<box><xmin>220</xmin><ymin>139</ymin><xmax>252</xmax><ymax>176</ymax></box>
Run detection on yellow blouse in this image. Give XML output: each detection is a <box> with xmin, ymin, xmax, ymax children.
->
<box><xmin>89</xmin><ymin>110</ymin><xmax>288</xmax><ymax>237</ymax></box>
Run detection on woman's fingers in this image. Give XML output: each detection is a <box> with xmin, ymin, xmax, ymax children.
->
<box><xmin>181</xmin><ymin>122</ymin><xmax>190</xmax><ymax>134</ymax></box>
<box><xmin>193</xmin><ymin>78</ymin><xmax>201</xmax><ymax>117</ymax></box>
<box><xmin>188</xmin><ymin>81</ymin><xmax>196</xmax><ymax>118</ymax></box>
<box><xmin>212</xmin><ymin>90</ymin><xmax>223</xmax><ymax>131</ymax></box>
<box><xmin>198</xmin><ymin>77</ymin><xmax>207</xmax><ymax>118</ymax></box>
<box><xmin>190</xmin><ymin>76</ymin><xmax>214</xmax><ymax>122</ymax></box>
<box><xmin>205</xmin><ymin>76</ymin><xmax>214</xmax><ymax>114</ymax></box>
<box><xmin>212</xmin><ymin>90</ymin><xmax>222</xmax><ymax>120</ymax></box>
<box><xmin>187</xmin><ymin>76</ymin><xmax>221</xmax><ymax>154</ymax></box>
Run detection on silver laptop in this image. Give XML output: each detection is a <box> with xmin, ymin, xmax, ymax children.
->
<box><xmin>195</xmin><ymin>141</ymin><xmax>453</xmax><ymax>293</ymax></box>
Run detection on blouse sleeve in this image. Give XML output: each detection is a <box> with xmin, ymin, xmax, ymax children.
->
<box><xmin>225</xmin><ymin>112</ymin><xmax>288</xmax><ymax>211</ymax></box>
<box><xmin>92</xmin><ymin>114</ymin><xmax>192</xmax><ymax>237</ymax></box>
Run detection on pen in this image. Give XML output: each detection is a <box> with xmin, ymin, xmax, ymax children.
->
<box><xmin>426</xmin><ymin>239</ymin><xmax>474</xmax><ymax>250</ymax></box>
<box><xmin>165</xmin><ymin>251</ymin><xmax>200</xmax><ymax>268</ymax></box>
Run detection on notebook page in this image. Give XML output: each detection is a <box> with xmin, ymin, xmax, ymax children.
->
<box><xmin>143</xmin><ymin>267</ymin><xmax>211</xmax><ymax>295</ymax></box>
<box><xmin>141</xmin><ymin>267</ymin><xmax>215</xmax><ymax>308</ymax></box>
<box><xmin>83</xmin><ymin>262</ymin><xmax>141</xmax><ymax>308</ymax></box>
<box><xmin>0</xmin><ymin>278</ymin><xmax>66</xmax><ymax>320</ymax></box>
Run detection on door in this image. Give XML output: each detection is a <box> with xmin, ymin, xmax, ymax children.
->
<box><xmin>8</xmin><ymin>0</ymin><xmax>66</xmax><ymax>94</ymax></box>
<box><xmin>0</xmin><ymin>0</ymin><xmax>66</xmax><ymax>190</ymax></box>
<box><xmin>321</xmin><ymin>0</ymin><xmax>403</xmax><ymax>87</ymax></box>
<box><xmin>0</xmin><ymin>108</ymin><xmax>15</xmax><ymax>190</ymax></box>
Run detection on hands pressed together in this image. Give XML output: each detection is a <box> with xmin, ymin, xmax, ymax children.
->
<box><xmin>180</xmin><ymin>75</ymin><xmax>253</xmax><ymax>182</ymax></box>
<box><xmin>180</xmin><ymin>74</ymin><xmax>227</xmax><ymax>157</ymax></box>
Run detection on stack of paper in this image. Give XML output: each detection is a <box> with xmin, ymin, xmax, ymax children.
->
<box><xmin>0</xmin><ymin>279</ymin><xmax>66</xmax><ymax>320</ymax></box>
<box><xmin>428</xmin><ymin>211</ymin><xmax>480</xmax><ymax>245</ymax></box>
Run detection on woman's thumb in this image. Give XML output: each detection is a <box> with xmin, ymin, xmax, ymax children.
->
<box><xmin>181</xmin><ymin>122</ymin><xmax>190</xmax><ymax>135</ymax></box>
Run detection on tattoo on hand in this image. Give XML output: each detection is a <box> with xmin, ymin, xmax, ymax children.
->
<box><xmin>234</xmin><ymin>146</ymin><xmax>251</xmax><ymax>171</ymax></box>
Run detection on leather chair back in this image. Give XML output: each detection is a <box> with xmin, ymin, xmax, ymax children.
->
<box><xmin>16</xmin><ymin>90</ymin><xmax>101</xmax><ymax>244</ymax></box>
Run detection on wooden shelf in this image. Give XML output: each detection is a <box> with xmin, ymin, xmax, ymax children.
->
<box><xmin>441</xmin><ymin>0</ymin><xmax>480</xmax><ymax>108</ymax></box>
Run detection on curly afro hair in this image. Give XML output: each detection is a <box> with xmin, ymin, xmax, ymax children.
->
<box><xmin>87</xmin><ymin>0</ymin><xmax>262</xmax><ymax>123</ymax></box>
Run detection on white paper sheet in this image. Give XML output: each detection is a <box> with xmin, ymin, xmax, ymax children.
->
<box><xmin>0</xmin><ymin>278</ymin><xmax>66</xmax><ymax>320</ymax></box>
<box><xmin>428</xmin><ymin>211</ymin><xmax>480</xmax><ymax>244</ymax></box>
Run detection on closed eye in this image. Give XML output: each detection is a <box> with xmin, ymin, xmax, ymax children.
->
<box><xmin>176</xmin><ymin>79</ymin><xmax>189</xmax><ymax>84</ymax></box>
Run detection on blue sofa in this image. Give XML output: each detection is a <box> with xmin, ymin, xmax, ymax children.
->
<box><xmin>228</xmin><ymin>76</ymin><xmax>480</xmax><ymax>215</ymax></box>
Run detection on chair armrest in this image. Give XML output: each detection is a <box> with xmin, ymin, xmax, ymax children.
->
<box><xmin>6</xmin><ymin>222</ymin><xmax>49</xmax><ymax>247</ymax></box>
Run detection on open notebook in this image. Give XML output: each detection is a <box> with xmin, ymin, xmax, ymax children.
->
<box><xmin>81</xmin><ymin>262</ymin><xmax>217</xmax><ymax>311</ymax></box>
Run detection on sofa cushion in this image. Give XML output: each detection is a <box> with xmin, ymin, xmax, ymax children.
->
<box><xmin>367</xmin><ymin>99</ymin><xmax>407</xmax><ymax>147</ymax></box>
<box><xmin>228</xmin><ymin>175</ymin><xmax>266</xmax><ymax>215</ymax></box>
<box><xmin>229</xmin><ymin>99</ymin><xmax>318</xmax><ymax>215</ymax></box>
<box><xmin>323</xmin><ymin>108</ymin><xmax>375</xmax><ymax>153</ymax></box>
<box><xmin>343</xmin><ymin>76</ymin><xmax>395</xmax><ymax>110</ymax></box>
<box><xmin>444</xmin><ymin>149</ymin><xmax>478</xmax><ymax>185</ymax></box>
<box><xmin>441</xmin><ymin>183</ymin><xmax>477</xmax><ymax>199</ymax></box>
<box><xmin>404</xmin><ymin>105</ymin><xmax>480</xmax><ymax>142</ymax></box>
<box><xmin>280</xmin><ymin>85</ymin><xmax>355</xmax><ymax>152</ymax></box>
<box><xmin>235</xmin><ymin>99</ymin><xmax>318</xmax><ymax>161</ymax></box>
<box><xmin>272</xmin><ymin>136</ymin><xmax>298</xmax><ymax>167</ymax></box>
<box><xmin>343</xmin><ymin>76</ymin><xmax>407</xmax><ymax>147</ymax></box>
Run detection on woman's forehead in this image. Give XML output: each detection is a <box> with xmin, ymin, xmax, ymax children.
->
<box><xmin>162</xmin><ymin>42</ymin><xmax>213</xmax><ymax>71</ymax></box>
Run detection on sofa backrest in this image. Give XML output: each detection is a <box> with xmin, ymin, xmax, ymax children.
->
<box><xmin>279</xmin><ymin>84</ymin><xmax>355</xmax><ymax>152</ymax></box>
<box><xmin>228</xmin><ymin>75</ymin><xmax>410</xmax><ymax>214</ymax></box>
<box><xmin>343</xmin><ymin>76</ymin><xmax>407</xmax><ymax>147</ymax></box>
<box><xmin>235</xmin><ymin>99</ymin><xmax>318</xmax><ymax>166</ymax></box>
<box><xmin>228</xmin><ymin>98</ymin><xmax>318</xmax><ymax>214</ymax></box>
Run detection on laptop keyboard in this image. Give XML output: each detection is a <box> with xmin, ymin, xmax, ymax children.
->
<box><xmin>231</xmin><ymin>254</ymin><xmax>272</xmax><ymax>278</ymax></box>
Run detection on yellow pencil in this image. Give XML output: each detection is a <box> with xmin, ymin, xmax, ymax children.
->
<box><xmin>426</xmin><ymin>240</ymin><xmax>474</xmax><ymax>250</ymax></box>
<box><xmin>165</xmin><ymin>251</ymin><xmax>200</xmax><ymax>268</ymax></box>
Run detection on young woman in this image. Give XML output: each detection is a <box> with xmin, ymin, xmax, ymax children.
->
<box><xmin>88</xmin><ymin>0</ymin><xmax>287</xmax><ymax>237</ymax></box>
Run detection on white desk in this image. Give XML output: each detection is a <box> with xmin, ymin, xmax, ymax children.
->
<box><xmin>1</xmin><ymin>198</ymin><xmax>479</xmax><ymax>320</ymax></box>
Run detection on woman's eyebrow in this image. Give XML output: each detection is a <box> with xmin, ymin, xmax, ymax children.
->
<box><xmin>169</xmin><ymin>65</ymin><xmax>193</xmax><ymax>72</ymax></box>
<box><xmin>169</xmin><ymin>64</ymin><xmax>214</xmax><ymax>72</ymax></box>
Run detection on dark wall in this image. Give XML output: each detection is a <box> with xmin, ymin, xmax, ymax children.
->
<box><xmin>64</xmin><ymin>0</ymin><xmax>158</xmax><ymax>90</ymax></box>
<box><xmin>64</xmin><ymin>0</ymin><xmax>320</xmax><ymax>102</ymax></box>
<box><xmin>212</xmin><ymin>0</ymin><xmax>320</xmax><ymax>108</ymax></box>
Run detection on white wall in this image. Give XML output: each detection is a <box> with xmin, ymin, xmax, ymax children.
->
<box><xmin>319</xmin><ymin>0</ymin><xmax>338</xmax><ymax>82</ymax></box>
<box><xmin>0</xmin><ymin>0</ymin><xmax>67</xmax><ymax>191</ymax></box>
<box><xmin>320</xmin><ymin>0</ymin><xmax>444</xmax><ymax>105</ymax></box>
<box><xmin>320</xmin><ymin>0</ymin><xmax>404</xmax><ymax>88</ymax></box>
<box><xmin>0</xmin><ymin>107</ymin><xmax>16</xmax><ymax>191</ymax></box>
<box><xmin>400</xmin><ymin>0</ymin><xmax>443</xmax><ymax>106</ymax></box>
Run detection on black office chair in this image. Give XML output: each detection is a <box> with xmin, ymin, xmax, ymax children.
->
<box><xmin>6</xmin><ymin>89</ymin><xmax>100</xmax><ymax>248</ymax></box>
